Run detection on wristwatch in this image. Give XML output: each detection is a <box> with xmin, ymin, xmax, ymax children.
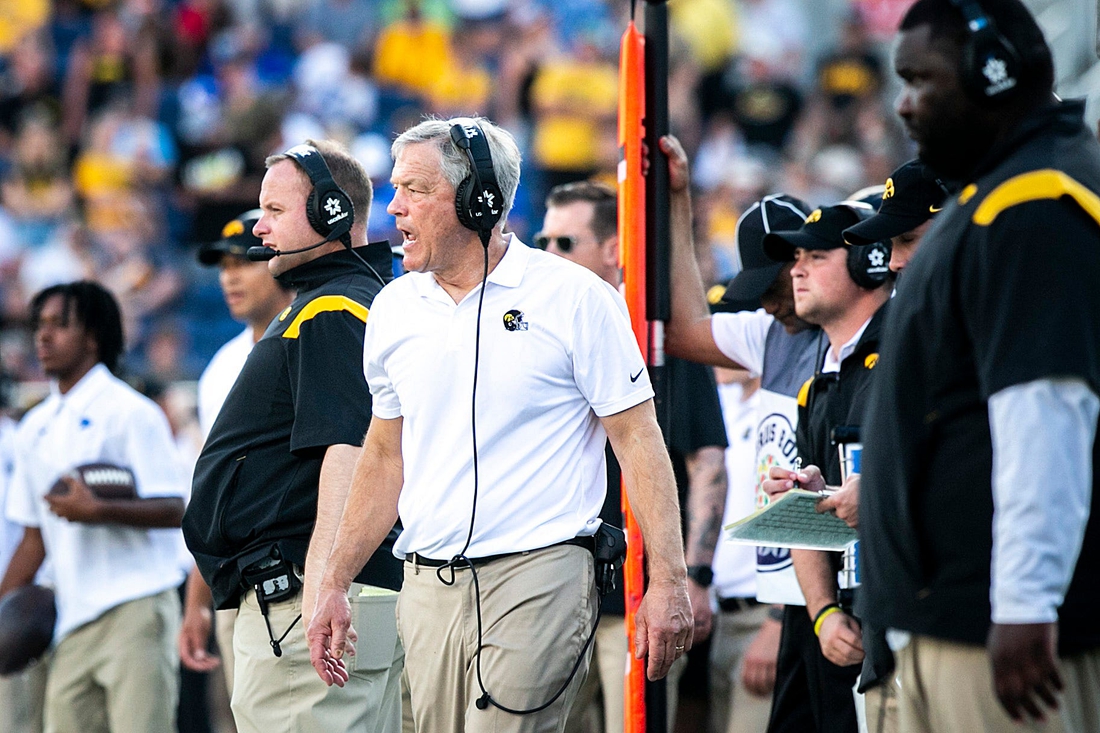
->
<box><xmin>686</xmin><ymin>565</ymin><xmax>713</xmax><ymax>588</ymax></box>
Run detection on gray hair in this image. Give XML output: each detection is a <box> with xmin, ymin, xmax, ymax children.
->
<box><xmin>392</xmin><ymin>116</ymin><xmax>522</xmax><ymax>227</ymax></box>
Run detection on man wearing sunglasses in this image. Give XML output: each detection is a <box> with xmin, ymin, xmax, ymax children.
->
<box><xmin>535</xmin><ymin>193</ymin><xmax>620</xmax><ymax>287</ymax></box>
<box><xmin>538</xmin><ymin>180</ymin><xmax>729</xmax><ymax>733</ymax></box>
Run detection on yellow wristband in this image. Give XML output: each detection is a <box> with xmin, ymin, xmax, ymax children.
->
<box><xmin>814</xmin><ymin>606</ymin><xmax>841</xmax><ymax>636</ymax></box>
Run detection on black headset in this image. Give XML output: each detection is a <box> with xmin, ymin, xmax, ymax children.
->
<box><xmin>948</xmin><ymin>0</ymin><xmax>1023</xmax><ymax>102</ymax></box>
<box><xmin>449</xmin><ymin>120</ymin><xmax>504</xmax><ymax>247</ymax></box>
<box><xmin>839</xmin><ymin>202</ymin><xmax>892</xmax><ymax>290</ymax></box>
<box><xmin>283</xmin><ymin>144</ymin><xmax>355</xmax><ymax>246</ymax></box>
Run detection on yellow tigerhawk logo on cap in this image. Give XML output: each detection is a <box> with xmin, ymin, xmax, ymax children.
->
<box><xmin>883</xmin><ymin>178</ymin><xmax>895</xmax><ymax>199</ymax></box>
<box><xmin>222</xmin><ymin>220</ymin><xmax>246</xmax><ymax>238</ymax></box>
<box><xmin>806</xmin><ymin>209</ymin><xmax>822</xmax><ymax>224</ymax></box>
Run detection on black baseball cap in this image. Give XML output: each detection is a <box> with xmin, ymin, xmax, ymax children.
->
<box><xmin>763</xmin><ymin>203</ymin><xmax>869</xmax><ymax>262</ymax></box>
<box><xmin>722</xmin><ymin>194</ymin><xmax>811</xmax><ymax>306</ymax></box>
<box><xmin>197</xmin><ymin>209</ymin><xmax>263</xmax><ymax>265</ymax></box>
<box><xmin>843</xmin><ymin>160</ymin><xmax>949</xmax><ymax>246</ymax></box>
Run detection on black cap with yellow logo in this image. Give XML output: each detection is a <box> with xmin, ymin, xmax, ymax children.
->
<box><xmin>763</xmin><ymin>203</ymin><xmax>868</xmax><ymax>262</ymax></box>
<box><xmin>197</xmin><ymin>210</ymin><xmax>264</xmax><ymax>265</ymax></box>
<box><xmin>843</xmin><ymin>160</ymin><xmax>950</xmax><ymax>246</ymax></box>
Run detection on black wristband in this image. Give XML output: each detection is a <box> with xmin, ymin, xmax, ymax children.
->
<box><xmin>812</xmin><ymin>602</ymin><xmax>841</xmax><ymax>628</ymax></box>
<box><xmin>686</xmin><ymin>565</ymin><xmax>713</xmax><ymax>588</ymax></box>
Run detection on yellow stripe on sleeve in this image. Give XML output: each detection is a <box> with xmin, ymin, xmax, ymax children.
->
<box><xmin>972</xmin><ymin>169</ymin><xmax>1100</xmax><ymax>227</ymax></box>
<box><xmin>797</xmin><ymin>377</ymin><xmax>814</xmax><ymax>408</ymax></box>
<box><xmin>282</xmin><ymin>295</ymin><xmax>369</xmax><ymax>339</ymax></box>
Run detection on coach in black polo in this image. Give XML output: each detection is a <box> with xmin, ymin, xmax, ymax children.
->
<box><xmin>860</xmin><ymin>1</ymin><xmax>1100</xmax><ymax>730</ymax></box>
<box><xmin>183</xmin><ymin>139</ymin><xmax>402</xmax><ymax>733</ymax></box>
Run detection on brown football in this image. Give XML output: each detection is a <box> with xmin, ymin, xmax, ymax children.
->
<box><xmin>47</xmin><ymin>463</ymin><xmax>138</xmax><ymax>500</ymax></box>
<box><xmin>0</xmin><ymin>585</ymin><xmax>55</xmax><ymax>675</ymax></box>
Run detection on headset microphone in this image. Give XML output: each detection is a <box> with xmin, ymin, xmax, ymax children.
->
<box><xmin>246</xmin><ymin>236</ymin><xmax>336</xmax><ymax>262</ymax></box>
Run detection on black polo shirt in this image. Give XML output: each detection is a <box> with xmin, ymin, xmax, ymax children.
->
<box><xmin>795</xmin><ymin>305</ymin><xmax>886</xmax><ymax>485</ymax></box>
<box><xmin>860</xmin><ymin>100</ymin><xmax>1100</xmax><ymax>654</ymax></box>
<box><xmin>184</xmin><ymin>244</ymin><xmax>402</xmax><ymax>609</ymax></box>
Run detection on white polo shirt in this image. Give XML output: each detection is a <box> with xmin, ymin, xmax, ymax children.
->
<box><xmin>5</xmin><ymin>364</ymin><xmax>189</xmax><ymax>641</ymax></box>
<box><xmin>197</xmin><ymin>326</ymin><xmax>254</xmax><ymax>438</ymax></box>
<box><xmin>365</xmin><ymin>235</ymin><xmax>653</xmax><ymax>560</ymax></box>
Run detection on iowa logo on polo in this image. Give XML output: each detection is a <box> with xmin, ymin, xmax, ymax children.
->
<box><xmin>503</xmin><ymin>310</ymin><xmax>528</xmax><ymax>332</ymax></box>
<box><xmin>806</xmin><ymin>209</ymin><xmax>822</xmax><ymax>224</ymax></box>
<box><xmin>883</xmin><ymin>178</ymin><xmax>895</xmax><ymax>199</ymax></box>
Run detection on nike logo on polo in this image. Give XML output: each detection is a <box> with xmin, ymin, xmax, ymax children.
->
<box><xmin>630</xmin><ymin>369</ymin><xmax>644</xmax><ymax>383</ymax></box>
<box><xmin>929</xmin><ymin>205</ymin><xmax>943</xmax><ymax>213</ymax></box>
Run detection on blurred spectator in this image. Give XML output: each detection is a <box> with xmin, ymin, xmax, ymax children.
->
<box><xmin>176</xmin><ymin>38</ymin><xmax>281</xmax><ymax>243</ymax></box>
<box><xmin>528</xmin><ymin>34</ymin><xmax>618</xmax><ymax>209</ymax></box>
<box><xmin>715</xmin><ymin>45</ymin><xmax>804</xmax><ymax>156</ymax></box>
<box><xmin>372</xmin><ymin>0</ymin><xmax>453</xmax><ymax>100</ymax></box>
<box><xmin>426</xmin><ymin>22</ymin><xmax>492</xmax><ymax>116</ymax></box>
<box><xmin>60</xmin><ymin>8</ymin><xmax>159</xmax><ymax>146</ymax></box>
<box><xmin>736</xmin><ymin>0</ymin><xmax>808</xmax><ymax>78</ymax></box>
<box><xmin>300</xmin><ymin>0</ymin><xmax>380</xmax><ymax>51</ymax></box>
<box><xmin>1</xmin><ymin>117</ymin><xmax>75</xmax><ymax>249</ymax></box>
<box><xmin>0</xmin><ymin>33</ymin><xmax>60</xmax><ymax>155</ymax></box>
<box><xmin>0</xmin><ymin>0</ymin><xmax>49</xmax><ymax>56</ymax></box>
<box><xmin>292</xmin><ymin>42</ymin><xmax>379</xmax><ymax>132</ymax></box>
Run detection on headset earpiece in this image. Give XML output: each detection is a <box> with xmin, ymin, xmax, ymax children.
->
<box><xmin>837</xmin><ymin>200</ymin><xmax>891</xmax><ymax>290</ymax></box>
<box><xmin>847</xmin><ymin>240</ymin><xmax>892</xmax><ymax>290</ymax></box>
<box><xmin>949</xmin><ymin>0</ymin><xmax>1023</xmax><ymax>103</ymax></box>
<box><xmin>449</xmin><ymin>120</ymin><xmax>504</xmax><ymax>244</ymax></box>
<box><xmin>283</xmin><ymin>144</ymin><xmax>355</xmax><ymax>246</ymax></box>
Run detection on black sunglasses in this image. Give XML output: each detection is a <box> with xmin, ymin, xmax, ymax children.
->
<box><xmin>533</xmin><ymin>235</ymin><xmax>577</xmax><ymax>253</ymax></box>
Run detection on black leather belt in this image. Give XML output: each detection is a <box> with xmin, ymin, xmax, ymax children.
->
<box><xmin>406</xmin><ymin>535</ymin><xmax>596</xmax><ymax>569</ymax></box>
<box><xmin>718</xmin><ymin>596</ymin><xmax>761</xmax><ymax>613</ymax></box>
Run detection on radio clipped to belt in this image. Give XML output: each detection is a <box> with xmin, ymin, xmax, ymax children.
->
<box><xmin>238</xmin><ymin>545</ymin><xmax>302</xmax><ymax>657</ymax></box>
<box><xmin>593</xmin><ymin>522</ymin><xmax>628</xmax><ymax>597</ymax></box>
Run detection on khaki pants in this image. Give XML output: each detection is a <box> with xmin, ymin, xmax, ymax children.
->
<box><xmin>45</xmin><ymin>589</ymin><xmax>180</xmax><ymax>733</ymax></box>
<box><xmin>232</xmin><ymin>584</ymin><xmax>403</xmax><ymax>733</ymax></box>
<box><xmin>859</xmin><ymin>674</ymin><xmax>898</xmax><ymax>733</ymax></box>
<box><xmin>397</xmin><ymin>545</ymin><xmax>596</xmax><ymax>733</ymax></box>
<box><xmin>1061</xmin><ymin>648</ymin><xmax>1100</xmax><ymax>733</ymax></box>
<box><xmin>562</xmin><ymin>616</ymin><xmax>687</xmax><ymax>733</ymax></box>
<box><xmin>709</xmin><ymin>604</ymin><xmax>773</xmax><ymax>733</ymax></box>
<box><xmin>896</xmin><ymin>635</ymin><xmax>1064</xmax><ymax>733</ymax></box>
<box><xmin>564</xmin><ymin>615</ymin><xmax>628</xmax><ymax>733</ymax></box>
<box><xmin>216</xmin><ymin>607</ymin><xmax>238</xmax><ymax>695</ymax></box>
<box><xmin>0</xmin><ymin>656</ymin><xmax>48</xmax><ymax>733</ymax></box>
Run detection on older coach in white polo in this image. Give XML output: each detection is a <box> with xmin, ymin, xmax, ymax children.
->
<box><xmin>306</xmin><ymin>116</ymin><xmax>692</xmax><ymax>733</ymax></box>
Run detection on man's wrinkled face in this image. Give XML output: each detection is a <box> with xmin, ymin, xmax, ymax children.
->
<box><xmin>387</xmin><ymin>142</ymin><xmax>469</xmax><ymax>276</ymax></box>
<box><xmin>894</xmin><ymin>25</ymin><xmax>994</xmax><ymax>179</ymax></box>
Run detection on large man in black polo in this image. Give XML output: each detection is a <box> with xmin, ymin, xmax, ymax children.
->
<box><xmin>860</xmin><ymin>1</ymin><xmax>1100</xmax><ymax>730</ymax></box>
<box><xmin>183</xmin><ymin>139</ymin><xmax>402</xmax><ymax>733</ymax></box>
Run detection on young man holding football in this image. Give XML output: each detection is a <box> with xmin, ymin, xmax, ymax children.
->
<box><xmin>0</xmin><ymin>281</ymin><xmax>188</xmax><ymax>733</ymax></box>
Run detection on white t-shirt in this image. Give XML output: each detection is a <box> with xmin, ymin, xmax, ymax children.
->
<box><xmin>0</xmin><ymin>417</ymin><xmax>20</xmax><ymax>578</ymax></box>
<box><xmin>5</xmin><ymin>364</ymin><xmax>189</xmax><ymax>641</ymax></box>
<box><xmin>711</xmin><ymin>310</ymin><xmax>819</xmax><ymax>605</ymax></box>
<box><xmin>712</xmin><ymin>383</ymin><xmax>759</xmax><ymax>600</ymax></box>
<box><xmin>196</xmin><ymin>327</ymin><xmax>254</xmax><ymax>438</ymax></box>
<box><xmin>365</xmin><ymin>235</ymin><xmax>654</xmax><ymax>560</ymax></box>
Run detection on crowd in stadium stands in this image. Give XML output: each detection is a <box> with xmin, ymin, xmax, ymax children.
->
<box><xmin>0</xmin><ymin>0</ymin><xmax>911</xmax><ymax>397</ymax></box>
